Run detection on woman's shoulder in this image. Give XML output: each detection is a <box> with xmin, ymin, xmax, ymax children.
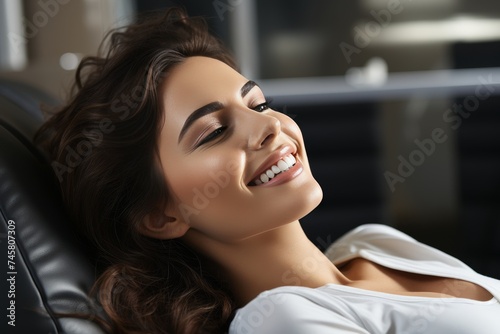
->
<box><xmin>325</xmin><ymin>223</ymin><xmax>462</xmax><ymax>267</ymax></box>
<box><xmin>329</xmin><ymin>223</ymin><xmax>416</xmax><ymax>246</ymax></box>
<box><xmin>229</xmin><ymin>286</ymin><xmax>368</xmax><ymax>334</ymax></box>
<box><xmin>325</xmin><ymin>224</ymin><xmax>500</xmax><ymax>294</ymax></box>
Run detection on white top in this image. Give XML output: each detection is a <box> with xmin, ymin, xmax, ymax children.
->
<box><xmin>229</xmin><ymin>224</ymin><xmax>500</xmax><ymax>334</ymax></box>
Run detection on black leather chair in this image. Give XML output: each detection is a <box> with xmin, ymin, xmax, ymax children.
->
<box><xmin>0</xmin><ymin>79</ymin><xmax>104</xmax><ymax>334</ymax></box>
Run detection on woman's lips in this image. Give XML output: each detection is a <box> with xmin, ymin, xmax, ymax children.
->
<box><xmin>251</xmin><ymin>154</ymin><xmax>296</xmax><ymax>185</ymax></box>
<box><xmin>248</xmin><ymin>154</ymin><xmax>303</xmax><ymax>187</ymax></box>
<box><xmin>247</xmin><ymin>145</ymin><xmax>295</xmax><ymax>185</ymax></box>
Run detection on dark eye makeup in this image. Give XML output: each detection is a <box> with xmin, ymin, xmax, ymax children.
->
<box><xmin>195</xmin><ymin>100</ymin><xmax>272</xmax><ymax>148</ymax></box>
<box><xmin>197</xmin><ymin>126</ymin><xmax>228</xmax><ymax>147</ymax></box>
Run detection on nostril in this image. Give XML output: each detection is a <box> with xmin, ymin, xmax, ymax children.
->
<box><xmin>260</xmin><ymin>133</ymin><xmax>274</xmax><ymax>147</ymax></box>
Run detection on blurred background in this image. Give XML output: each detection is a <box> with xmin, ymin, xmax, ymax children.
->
<box><xmin>1</xmin><ymin>0</ymin><xmax>499</xmax><ymax>277</ymax></box>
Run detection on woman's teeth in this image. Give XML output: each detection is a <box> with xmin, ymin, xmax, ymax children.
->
<box><xmin>254</xmin><ymin>154</ymin><xmax>297</xmax><ymax>185</ymax></box>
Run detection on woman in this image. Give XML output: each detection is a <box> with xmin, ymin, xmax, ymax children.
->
<box><xmin>36</xmin><ymin>8</ymin><xmax>500</xmax><ymax>334</ymax></box>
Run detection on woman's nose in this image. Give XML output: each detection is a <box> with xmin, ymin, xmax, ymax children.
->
<box><xmin>245</xmin><ymin>112</ymin><xmax>281</xmax><ymax>150</ymax></box>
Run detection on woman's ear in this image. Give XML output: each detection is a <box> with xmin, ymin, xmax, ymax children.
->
<box><xmin>139</xmin><ymin>208</ymin><xmax>190</xmax><ymax>240</ymax></box>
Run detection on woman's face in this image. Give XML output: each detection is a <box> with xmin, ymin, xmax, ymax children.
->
<box><xmin>158</xmin><ymin>56</ymin><xmax>322</xmax><ymax>242</ymax></box>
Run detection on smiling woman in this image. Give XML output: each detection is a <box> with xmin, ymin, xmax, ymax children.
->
<box><xmin>152</xmin><ymin>56</ymin><xmax>321</xmax><ymax>245</ymax></box>
<box><xmin>34</xmin><ymin>7</ymin><xmax>500</xmax><ymax>334</ymax></box>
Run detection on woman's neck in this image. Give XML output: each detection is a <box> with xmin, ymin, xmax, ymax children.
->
<box><xmin>184</xmin><ymin>221</ymin><xmax>349</xmax><ymax>306</ymax></box>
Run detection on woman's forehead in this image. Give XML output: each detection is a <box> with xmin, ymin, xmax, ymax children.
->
<box><xmin>163</xmin><ymin>56</ymin><xmax>247</xmax><ymax>100</ymax></box>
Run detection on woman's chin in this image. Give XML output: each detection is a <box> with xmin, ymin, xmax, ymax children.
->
<box><xmin>284</xmin><ymin>178</ymin><xmax>323</xmax><ymax>223</ymax></box>
<box><xmin>300</xmin><ymin>180</ymin><xmax>323</xmax><ymax>218</ymax></box>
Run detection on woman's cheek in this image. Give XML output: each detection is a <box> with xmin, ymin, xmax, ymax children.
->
<box><xmin>169</xmin><ymin>157</ymin><xmax>242</xmax><ymax>222</ymax></box>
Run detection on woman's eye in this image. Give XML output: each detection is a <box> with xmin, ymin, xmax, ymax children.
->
<box><xmin>198</xmin><ymin>126</ymin><xmax>227</xmax><ymax>146</ymax></box>
<box><xmin>252</xmin><ymin>102</ymin><xmax>270</xmax><ymax>112</ymax></box>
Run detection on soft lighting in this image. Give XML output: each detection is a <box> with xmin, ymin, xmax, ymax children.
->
<box><xmin>373</xmin><ymin>16</ymin><xmax>500</xmax><ymax>45</ymax></box>
<box><xmin>346</xmin><ymin>57</ymin><xmax>388</xmax><ymax>87</ymax></box>
<box><xmin>59</xmin><ymin>52</ymin><xmax>81</xmax><ymax>70</ymax></box>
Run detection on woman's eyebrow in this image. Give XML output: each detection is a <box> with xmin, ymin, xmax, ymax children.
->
<box><xmin>240</xmin><ymin>80</ymin><xmax>258</xmax><ymax>98</ymax></box>
<box><xmin>177</xmin><ymin>80</ymin><xmax>259</xmax><ymax>143</ymax></box>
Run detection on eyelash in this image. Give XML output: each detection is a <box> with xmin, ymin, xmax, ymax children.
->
<box><xmin>196</xmin><ymin>99</ymin><xmax>273</xmax><ymax>147</ymax></box>
<box><xmin>197</xmin><ymin>126</ymin><xmax>228</xmax><ymax>146</ymax></box>
<box><xmin>252</xmin><ymin>101</ymin><xmax>270</xmax><ymax>112</ymax></box>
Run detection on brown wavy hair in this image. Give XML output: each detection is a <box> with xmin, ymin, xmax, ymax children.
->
<box><xmin>35</xmin><ymin>8</ymin><xmax>237</xmax><ymax>333</ymax></box>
